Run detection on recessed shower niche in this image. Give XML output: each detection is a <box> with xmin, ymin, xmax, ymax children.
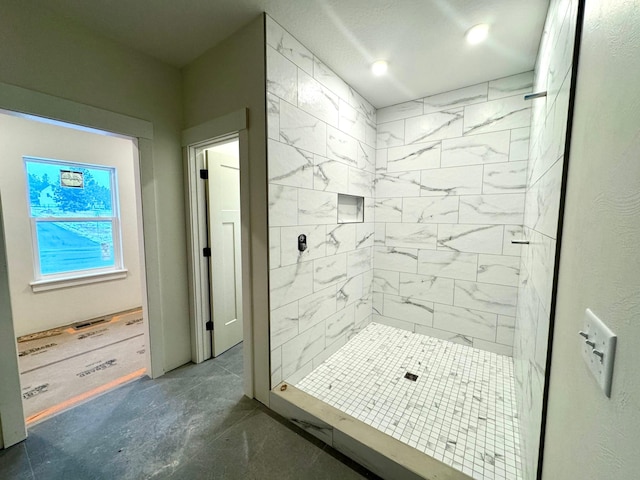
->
<box><xmin>337</xmin><ymin>194</ymin><xmax>364</xmax><ymax>224</ymax></box>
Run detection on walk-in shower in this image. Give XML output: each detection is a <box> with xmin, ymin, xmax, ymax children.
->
<box><xmin>266</xmin><ymin>1</ymin><xmax>579</xmax><ymax>476</ymax></box>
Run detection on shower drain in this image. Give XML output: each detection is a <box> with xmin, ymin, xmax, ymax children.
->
<box><xmin>404</xmin><ymin>372</ymin><xmax>418</xmax><ymax>381</ymax></box>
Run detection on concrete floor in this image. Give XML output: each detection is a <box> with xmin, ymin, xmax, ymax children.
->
<box><xmin>0</xmin><ymin>344</ymin><xmax>379</xmax><ymax>479</ymax></box>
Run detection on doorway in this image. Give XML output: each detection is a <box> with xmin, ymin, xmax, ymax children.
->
<box><xmin>0</xmin><ymin>110</ymin><xmax>150</xmax><ymax>425</ymax></box>
<box><xmin>187</xmin><ymin>136</ymin><xmax>244</xmax><ymax>361</ymax></box>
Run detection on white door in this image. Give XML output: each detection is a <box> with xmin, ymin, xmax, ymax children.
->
<box><xmin>205</xmin><ymin>141</ymin><xmax>243</xmax><ymax>356</ymax></box>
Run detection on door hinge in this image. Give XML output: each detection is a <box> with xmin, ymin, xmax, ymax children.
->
<box><xmin>205</xmin><ymin>320</ymin><xmax>213</xmax><ymax>331</ymax></box>
<box><xmin>202</xmin><ymin>247</ymin><xmax>211</xmax><ymax>257</ymax></box>
<box><xmin>200</xmin><ymin>169</ymin><xmax>208</xmax><ymax>180</ymax></box>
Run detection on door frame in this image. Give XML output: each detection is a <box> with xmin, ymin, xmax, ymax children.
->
<box><xmin>184</xmin><ymin>132</ymin><xmax>239</xmax><ymax>362</ymax></box>
<box><xmin>0</xmin><ymin>82</ymin><xmax>160</xmax><ymax>447</ymax></box>
<box><xmin>182</xmin><ymin>109</ymin><xmax>256</xmax><ymax>398</ymax></box>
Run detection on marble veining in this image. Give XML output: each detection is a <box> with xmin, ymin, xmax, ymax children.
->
<box><xmin>266</xmin><ymin>16</ymin><xmax>313</xmax><ymax>74</ymax></box>
<box><xmin>267</xmin><ymin>13</ymin><xmax>375</xmax><ymax>391</ymax></box>
<box><xmin>296</xmin><ymin>323</ymin><xmax>523</xmax><ymax>480</ymax></box>
<box><xmin>377</xmin><ymin>99</ymin><xmax>423</xmax><ymax>124</ymax></box>
<box><xmin>267</xmin><ymin>93</ymin><xmax>280</xmax><ymax>140</ymax></box>
<box><xmin>313</xmin><ymin>253</ymin><xmax>347</xmax><ymax>290</ymax></box>
<box><xmin>463</xmin><ymin>96</ymin><xmax>531</xmax><ymax>136</ymax></box>
<box><xmin>459</xmin><ymin>194</ymin><xmax>525</xmax><ymax>225</ymax></box>
<box><xmin>357</xmin><ymin>141</ymin><xmax>375</xmax><ymax>172</ymax></box>
<box><xmin>298</xmin><ymin>285</ymin><xmax>337</xmax><ymax>332</ymax></box>
<box><xmin>347</xmin><ymin>247</ymin><xmax>372</xmax><ymax>277</ymax></box>
<box><xmin>339</xmin><ymin>100</ymin><xmax>367</xmax><ymax>144</ymax></box>
<box><xmin>313</xmin><ymin>156</ymin><xmax>349</xmax><ymax>193</ymax></box>
<box><xmin>488</xmin><ymin>72</ymin><xmax>534</xmax><ymax>101</ymax></box>
<box><xmin>325</xmin><ymin>303</ymin><xmax>356</xmax><ymax>344</ymax></box>
<box><xmin>423</xmin><ymin>83</ymin><xmax>488</xmax><ymax>114</ymax></box>
<box><xmin>336</xmin><ymin>275</ymin><xmax>363</xmax><ymax>310</ymax></box>
<box><xmin>398</xmin><ymin>272</ymin><xmax>455</xmax><ymax>305</ymax></box>
<box><xmin>482</xmin><ymin>161</ymin><xmax>527</xmax><ymax>194</ymax></box>
<box><xmin>374</xmin><ymin>246</ymin><xmax>419</xmax><ymax>274</ymax></box>
<box><xmin>326</xmin><ymin>223</ymin><xmax>356</xmax><ymax>255</ymax></box>
<box><xmin>455</xmin><ymin>280</ymin><xmax>518</xmax><ymax>317</ymax></box>
<box><xmin>385</xmin><ymin>223</ymin><xmax>438</xmax><ymax>249</ymax></box>
<box><xmin>509</xmin><ymin>128</ymin><xmax>530</xmax><ymax>162</ymax></box>
<box><xmin>437</xmin><ymin>224</ymin><xmax>505</xmax><ymax>255</ymax></box>
<box><xmin>441</xmin><ymin>131</ymin><xmax>510</xmax><ymax>168</ymax></box>
<box><xmin>298</xmin><ymin>69</ymin><xmax>340</xmax><ymax>127</ymax></box>
<box><xmin>327</xmin><ymin>125</ymin><xmax>358</xmax><ymax>166</ymax></box>
<box><xmin>373</xmin><ymin>269</ymin><xmax>400</xmax><ymax>295</ymax></box>
<box><xmin>433</xmin><ymin>304</ymin><xmax>498</xmax><ymax>342</ymax></box>
<box><xmin>417</xmin><ymin>250</ymin><xmax>478</xmax><ymax>281</ymax></box>
<box><xmin>267</xmin><ymin>46</ymin><xmax>298</xmax><ymax>105</ymax></box>
<box><xmin>376</xmin><ymin>120</ymin><xmax>405</xmax><ymax>148</ymax></box>
<box><xmin>348</xmin><ymin>168</ymin><xmax>374</xmax><ymax>198</ymax></box>
<box><xmin>298</xmin><ymin>189</ymin><xmax>338</xmax><ymax>225</ymax></box>
<box><xmin>420</xmin><ymin>165</ymin><xmax>484</xmax><ymax>196</ymax></box>
<box><xmin>280</xmin><ymin>101</ymin><xmax>327</xmax><ymax>156</ymax></box>
<box><xmin>270</xmin><ymin>261</ymin><xmax>314</xmax><ymax>309</ymax></box>
<box><xmin>387</xmin><ymin>142</ymin><xmax>441</xmax><ymax>172</ymax></box>
<box><xmin>405</xmin><ymin>109</ymin><xmax>464</xmax><ymax>144</ymax></box>
<box><xmin>313</xmin><ymin>57</ymin><xmax>350</xmax><ymax>102</ymax></box>
<box><xmin>268</xmin><ymin>139</ymin><xmax>314</xmax><ymax>188</ymax></box>
<box><xmin>374</xmin><ymin>171</ymin><xmax>422</xmax><ymax>198</ymax></box>
<box><xmin>402</xmin><ymin>195</ymin><xmax>459</xmax><ymax>224</ymax></box>
<box><xmin>269</xmin><ymin>185</ymin><xmax>298</xmax><ymax>227</ymax></box>
<box><xmin>382</xmin><ymin>294</ymin><xmax>434</xmax><ymax>326</ymax></box>
<box><xmin>271</xmin><ymin>302</ymin><xmax>300</xmax><ymax>348</ymax></box>
<box><xmin>282</xmin><ymin>320</ymin><xmax>325</xmax><ymax>378</ymax></box>
<box><xmin>374</xmin><ymin>198</ymin><xmax>403</xmax><ymax>222</ymax></box>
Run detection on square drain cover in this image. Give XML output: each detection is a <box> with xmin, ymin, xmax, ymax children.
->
<box><xmin>404</xmin><ymin>372</ymin><xmax>418</xmax><ymax>381</ymax></box>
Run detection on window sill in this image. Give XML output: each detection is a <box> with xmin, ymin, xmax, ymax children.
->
<box><xmin>30</xmin><ymin>269</ymin><xmax>128</xmax><ymax>293</ymax></box>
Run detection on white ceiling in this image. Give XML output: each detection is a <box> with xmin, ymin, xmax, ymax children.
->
<box><xmin>36</xmin><ymin>0</ymin><xmax>549</xmax><ymax>108</ymax></box>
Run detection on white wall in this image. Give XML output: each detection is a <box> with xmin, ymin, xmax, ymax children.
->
<box><xmin>374</xmin><ymin>72</ymin><xmax>534</xmax><ymax>356</ymax></box>
<box><xmin>0</xmin><ymin>0</ymin><xmax>189</xmax><ymax>371</ymax></box>
<box><xmin>513</xmin><ymin>0</ymin><xmax>579</xmax><ymax>477</ymax></box>
<box><xmin>542</xmin><ymin>0</ymin><xmax>640</xmax><ymax>478</ymax></box>
<box><xmin>0</xmin><ymin>195</ymin><xmax>27</xmax><ymax>449</ymax></box>
<box><xmin>182</xmin><ymin>15</ymin><xmax>270</xmax><ymax>403</ymax></box>
<box><xmin>0</xmin><ymin>113</ymin><xmax>142</xmax><ymax>337</ymax></box>
<box><xmin>265</xmin><ymin>15</ymin><xmax>376</xmax><ymax>386</ymax></box>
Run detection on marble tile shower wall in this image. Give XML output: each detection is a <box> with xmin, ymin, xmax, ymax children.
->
<box><xmin>373</xmin><ymin>72</ymin><xmax>535</xmax><ymax>356</ymax></box>
<box><xmin>266</xmin><ymin>16</ymin><xmax>377</xmax><ymax>387</ymax></box>
<box><xmin>514</xmin><ymin>0</ymin><xmax>578</xmax><ymax>478</ymax></box>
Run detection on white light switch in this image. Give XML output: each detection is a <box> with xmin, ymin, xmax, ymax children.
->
<box><xmin>580</xmin><ymin>308</ymin><xmax>617</xmax><ymax>397</ymax></box>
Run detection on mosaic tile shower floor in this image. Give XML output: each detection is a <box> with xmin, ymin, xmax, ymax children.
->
<box><xmin>296</xmin><ymin>323</ymin><xmax>523</xmax><ymax>480</ymax></box>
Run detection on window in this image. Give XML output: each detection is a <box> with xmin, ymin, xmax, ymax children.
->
<box><xmin>25</xmin><ymin>157</ymin><xmax>123</xmax><ymax>283</ymax></box>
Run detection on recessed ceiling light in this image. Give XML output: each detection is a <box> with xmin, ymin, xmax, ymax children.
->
<box><xmin>371</xmin><ymin>60</ymin><xmax>388</xmax><ymax>76</ymax></box>
<box><xmin>466</xmin><ymin>24</ymin><xmax>490</xmax><ymax>45</ymax></box>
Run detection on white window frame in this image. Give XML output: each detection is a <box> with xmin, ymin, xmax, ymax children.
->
<box><xmin>24</xmin><ymin>156</ymin><xmax>127</xmax><ymax>292</ymax></box>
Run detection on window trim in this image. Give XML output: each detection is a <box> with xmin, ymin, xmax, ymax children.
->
<box><xmin>30</xmin><ymin>268</ymin><xmax>129</xmax><ymax>293</ymax></box>
<box><xmin>24</xmin><ymin>156</ymin><xmax>125</xmax><ymax>288</ymax></box>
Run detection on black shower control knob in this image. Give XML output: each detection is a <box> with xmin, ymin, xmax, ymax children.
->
<box><xmin>298</xmin><ymin>234</ymin><xmax>307</xmax><ymax>252</ymax></box>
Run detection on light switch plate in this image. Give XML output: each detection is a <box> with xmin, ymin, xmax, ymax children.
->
<box><xmin>581</xmin><ymin>308</ymin><xmax>617</xmax><ymax>397</ymax></box>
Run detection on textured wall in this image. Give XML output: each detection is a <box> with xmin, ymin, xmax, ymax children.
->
<box><xmin>543</xmin><ymin>0</ymin><xmax>640</xmax><ymax>478</ymax></box>
<box><xmin>513</xmin><ymin>0</ymin><xmax>579</xmax><ymax>478</ymax></box>
<box><xmin>266</xmin><ymin>16</ymin><xmax>376</xmax><ymax>386</ymax></box>
<box><xmin>372</xmin><ymin>72</ymin><xmax>534</xmax><ymax>356</ymax></box>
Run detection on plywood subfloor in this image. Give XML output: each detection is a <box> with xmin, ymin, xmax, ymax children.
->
<box><xmin>17</xmin><ymin>308</ymin><xmax>146</xmax><ymax>422</ymax></box>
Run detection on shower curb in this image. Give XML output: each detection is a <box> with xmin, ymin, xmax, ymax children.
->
<box><xmin>270</xmin><ymin>383</ymin><xmax>473</xmax><ymax>480</ymax></box>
